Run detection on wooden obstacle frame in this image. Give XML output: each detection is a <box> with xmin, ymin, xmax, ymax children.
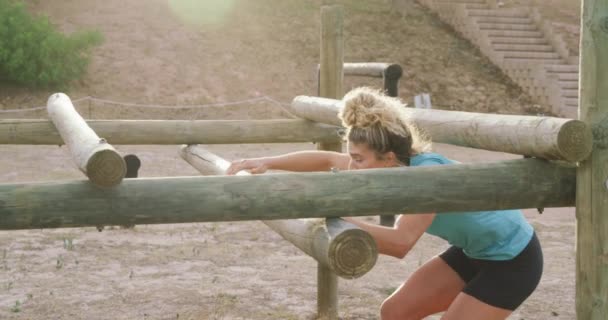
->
<box><xmin>0</xmin><ymin>2</ymin><xmax>606</xmax><ymax>319</ymax></box>
<box><xmin>317</xmin><ymin>62</ymin><xmax>403</xmax><ymax>227</ymax></box>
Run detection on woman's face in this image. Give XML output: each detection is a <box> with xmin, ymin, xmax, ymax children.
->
<box><xmin>347</xmin><ymin>142</ymin><xmax>398</xmax><ymax>170</ymax></box>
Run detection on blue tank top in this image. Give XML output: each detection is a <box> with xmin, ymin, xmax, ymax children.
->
<box><xmin>410</xmin><ymin>153</ymin><xmax>534</xmax><ymax>261</ymax></box>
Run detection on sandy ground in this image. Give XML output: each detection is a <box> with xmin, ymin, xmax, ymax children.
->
<box><xmin>0</xmin><ymin>0</ymin><xmax>580</xmax><ymax>319</ymax></box>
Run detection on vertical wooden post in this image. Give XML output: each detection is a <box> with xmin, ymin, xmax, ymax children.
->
<box><xmin>317</xmin><ymin>264</ymin><xmax>339</xmax><ymax>320</ymax></box>
<box><xmin>320</xmin><ymin>5</ymin><xmax>343</xmax><ymax>100</ymax></box>
<box><xmin>380</xmin><ymin>64</ymin><xmax>403</xmax><ymax>227</ymax></box>
<box><xmin>317</xmin><ymin>5</ymin><xmax>343</xmax><ymax>320</ymax></box>
<box><xmin>382</xmin><ymin>63</ymin><xmax>403</xmax><ymax>98</ymax></box>
<box><xmin>576</xmin><ymin>0</ymin><xmax>608</xmax><ymax>319</ymax></box>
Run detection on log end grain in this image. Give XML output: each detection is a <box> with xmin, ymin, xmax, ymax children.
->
<box><xmin>328</xmin><ymin>228</ymin><xmax>378</xmax><ymax>279</ymax></box>
<box><xmin>558</xmin><ymin>120</ymin><xmax>593</xmax><ymax>162</ymax></box>
<box><xmin>86</xmin><ymin>149</ymin><xmax>127</xmax><ymax>188</ymax></box>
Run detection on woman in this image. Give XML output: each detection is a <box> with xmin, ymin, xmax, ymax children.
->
<box><xmin>227</xmin><ymin>87</ymin><xmax>543</xmax><ymax>320</ymax></box>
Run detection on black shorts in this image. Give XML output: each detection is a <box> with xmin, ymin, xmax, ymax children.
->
<box><xmin>439</xmin><ymin>232</ymin><xmax>543</xmax><ymax>310</ymax></box>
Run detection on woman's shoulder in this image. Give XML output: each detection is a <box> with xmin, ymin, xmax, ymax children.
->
<box><xmin>410</xmin><ymin>152</ymin><xmax>454</xmax><ymax>166</ymax></box>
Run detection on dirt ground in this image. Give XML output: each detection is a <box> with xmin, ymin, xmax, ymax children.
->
<box><xmin>0</xmin><ymin>0</ymin><xmax>581</xmax><ymax>319</ymax></box>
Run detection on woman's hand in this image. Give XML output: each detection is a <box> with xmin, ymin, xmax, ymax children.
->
<box><xmin>226</xmin><ymin>158</ymin><xmax>268</xmax><ymax>175</ymax></box>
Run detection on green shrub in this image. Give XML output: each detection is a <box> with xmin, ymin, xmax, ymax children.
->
<box><xmin>0</xmin><ymin>0</ymin><xmax>103</xmax><ymax>87</ymax></box>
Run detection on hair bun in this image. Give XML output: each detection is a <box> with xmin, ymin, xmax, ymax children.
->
<box><xmin>338</xmin><ymin>87</ymin><xmax>407</xmax><ymax>137</ymax></box>
<box><xmin>339</xmin><ymin>87</ymin><xmax>383</xmax><ymax>128</ymax></box>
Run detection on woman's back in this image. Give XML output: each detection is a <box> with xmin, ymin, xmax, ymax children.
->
<box><xmin>411</xmin><ymin>153</ymin><xmax>534</xmax><ymax>260</ymax></box>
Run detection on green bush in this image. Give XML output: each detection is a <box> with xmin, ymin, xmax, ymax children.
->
<box><xmin>0</xmin><ymin>0</ymin><xmax>103</xmax><ymax>87</ymax></box>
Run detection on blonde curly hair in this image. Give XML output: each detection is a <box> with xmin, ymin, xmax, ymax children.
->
<box><xmin>338</xmin><ymin>87</ymin><xmax>430</xmax><ymax>165</ymax></box>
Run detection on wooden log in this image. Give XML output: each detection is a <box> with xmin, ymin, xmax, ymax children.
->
<box><xmin>318</xmin><ymin>263</ymin><xmax>338</xmax><ymax>320</ymax></box>
<box><xmin>289</xmin><ymin>96</ymin><xmax>593</xmax><ymax>162</ymax></box>
<box><xmin>319</xmin><ymin>5</ymin><xmax>344</xmax><ymax>318</ymax></box>
<box><xmin>47</xmin><ymin>93</ymin><xmax>126</xmax><ymax>188</ymax></box>
<box><xmin>317</xmin><ymin>63</ymin><xmax>403</xmax><ymax>97</ymax></box>
<box><xmin>576</xmin><ymin>0</ymin><xmax>608</xmax><ymax>318</ymax></box>
<box><xmin>319</xmin><ymin>5</ymin><xmax>344</xmax><ymax>100</ymax></box>
<box><xmin>321</xmin><ymin>63</ymin><xmax>386</xmax><ymax>78</ymax></box>
<box><xmin>178</xmin><ymin>145</ymin><xmax>377</xmax><ymax>279</ymax></box>
<box><xmin>0</xmin><ymin>119</ymin><xmax>342</xmax><ymax>145</ymax></box>
<box><xmin>0</xmin><ymin>158</ymin><xmax>575</xmax><ymax>230</ymax></box>
<box><xmin>342</xmin><ymin>63</ymin><xmax>402</xmax><ymax>80</ymax></box>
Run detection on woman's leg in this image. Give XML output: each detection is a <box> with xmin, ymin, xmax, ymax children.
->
<box><xmin>441</xmin><ymin>293</ymin><xmax>512</xmax><ymax>320</ymax></box>
<box><xmin>442</xmin><ymin>233</ymin><xmax>543</xmax><ymax>320</ymax></box>
<box><xmin>380</xmin><ymin>256</ymin><xmax>466</xmax><ymax>320</ymax></box>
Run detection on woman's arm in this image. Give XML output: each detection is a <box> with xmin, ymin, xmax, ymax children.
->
<box><xmin>342</xmin><ymin>213</ymin><xmax>435</xmax><ymax>259</ymax></box>
<box><xmin>227</xmin><ymin>151</ymin><xmax>350</xmax><ymax>174</ymax></box>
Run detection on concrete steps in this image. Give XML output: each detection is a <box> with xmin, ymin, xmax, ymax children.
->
<box><xmin>468</xmin><ymin>9</ymin><xmax>528</xmax><ymax>18</ymax></box>
<box><xmin>485</xmin><ymin>30</ymin><xmax>544</xmax><ymax>37</ymax></box>
<box><xmin>503</xmin><ymin>57</ymin><xmax>564</xmax><ymax>64</ymax></box>
<box><xmin>474</xmin><ymin>16</ymin><xmax>532</xmax><ymax>24</ymax></box>
<box><xmin>559</xmin><ymin>81</ymin><xmax>579</xmax><ymax>90</ymax></box>
<box><xmin>545</xmin><ymin>64</ymin><xmax>579</xmax><ymax>73</ymax></box>
<box><xmin>490</xmin><ymin>37</ymin><xmax>548</xmax><ymax>45</ymax></box>
<box><xmin>412</xmin><ymin>0</ymin><xmax>580</xmax><ymax>117</ymax></box>
<box><xmin>493</xmin><ymin>44</ymin><xmax>554</xmax><ymax>52</ymax></box>
<box><xmin>565</xmin><ymin>98</ymin><xmax>578</xmax><ymax>107</ymax></box>
<box><xmin>548</xmin><ymin>72</ymin><xmax>579</xmax><ymax>81</ymax></box>
<box><xmin>501</xmin><ymin>51</ymin><xmax>561</xmax><ymax>59</ymax></box>
<box><xmin>478</xmin><ymin>23</ymin><xmax>538</xmax><ymax>31</ymax></box>
<box><xmin>563</xmin><ymin>89</ymin><xmax>579</xmax><ymax>98</ymax></box>
<box><xmin>465</xmin><ymin>3</ymin><xmax>490</xmax><ymax>9</ymax></box>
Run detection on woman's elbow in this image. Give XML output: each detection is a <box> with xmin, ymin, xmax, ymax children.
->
<box><xmin>384</xmin><ymin>243</ymin><xmax>410</xmax><ymax>259</ymax></box>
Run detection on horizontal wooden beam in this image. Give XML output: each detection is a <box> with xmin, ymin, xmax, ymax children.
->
<box><xmin>179</xmin><ymin>145</ymin><xmax>377</xmax><ymax>279</ymax></box>
<box><xmin>289</xmin><ymin>96</ymin><xmax>593</xmax><ymax>162</ymax></box>
<box><xmin>0</xmin><ymin>158</ymin><xmax>574</xmax><ymax>231</ymax></box>
<box><xmin>0</xmin><ymin>119</ymin><xmax>341</xmax><ymax>145</ymax></box>
<box><xmin>342</xmin><ymin>62</ymin><xmax>403</xmax><ymax>79</ymax></box>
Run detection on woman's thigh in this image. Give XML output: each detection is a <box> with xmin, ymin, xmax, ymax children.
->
<box><xmin>381</xmin><ymin>256</ymin><xmax>466</xmax><ymax>320</ymax></box>
<box><xmin>442</xmin><ymin>234</ymin><xmax>543</xmax><ymax>319</ymax></box>
<box><xmin>441</xmin><ymin>293</ymin><xmax>512</xmax><ymax>320</ymax></box>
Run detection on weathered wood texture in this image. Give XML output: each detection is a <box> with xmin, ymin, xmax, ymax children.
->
<box><xmin>319</xmin><ymin>5</ymin><xmax>344</xmax><ymax>100</ymax></box>
<box><xmin>0</xmin><ymin>159</ymin><xmax>575</xmax><ymax>230</ymax></box>
<box><xmin>317</xmin><ymin>263</ymin><xmax>338</xmax><ymax>320</ymax></box>
<box><xmin>319</xmin><ymin>6</ymin><xmax>344</xmax><ymax>318</ymax></box>
<box><xmin>289</xmin><ymin>96</ymin><xmax>593</xmax><ymax>162</ymax></box>
<box><xmin>47</xmin><ymin>93</ymin><xmax>126</xmax><ymax>188</ymax></box>
<box><xmin>342</xmin><ymin>62</ymin><xmax>402</xmax><ymax>79</ymax></box>
<box><xmin>0</xmin><ymin>119</ymin><xmax>341</xmax><ymax>145</ymax></box>
<box><xmin>576</xmin><ymin>0</ymin><xmax>608</xmax><ymax>318</ymax></box>
<box><xmin>317</xmin><ymin>62</ymin><xmax>403</xmax><ymax>98</ymax></box>
<box><xmin>178</xmin><ymin>145</ymin><xmax>377</xmax><ymax>279</ymax></box>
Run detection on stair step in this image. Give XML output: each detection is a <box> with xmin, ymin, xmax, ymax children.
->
<box><xmin>502</xmin><ymin>52</ymin><xmax>561</xmax><ymax>59</ymax></box>
<box><xmin>553</xmin><ymin>73</ymin><xmax>579</xmax><ymax>81</ymax></box>
<box><xmin>493</xmin><ymin>44</ymin><xmax>554</xmax><ymax>52</ymax></box>
<box><xmin>504</xmin><ymin>58</ymin><xmax>564</xmax><ymax>64</ymax></box>
<box><xmin>466</xmin><ymin>3</ymin><xmax>490</xmax><ymax>9</ymax></box>
<box><xmin>490</xmin><ymin>37</ymin><xmax>548</xmax><ymax>45</ymax></box>
<box><xmin>559</xmin><ymin>81</ymin><xmax>579</xmax><ymax>89</ymax></box>
<box><xmin>563</xmin><ymin>89</ymin><xmax>579</xmax><ymax>98</ymax></box>
<box><xmin>434</xmin><ymin>0</ymin><xmax>486</xmax><ymax>3</ymax></box>
<box><xmin>485</xmin><ymin>30</ymin><xmax>543</xmax><ymax>37</ymax></box>
<box><xmin>565</xmin><ymin>98</ymin><xmax>579</xmax><ymax>106</ymax></box>
<box><xmin>467</xmin><ymin>9</ymin><xmax>528</xmax><ymax>18</ymax></box>
<box><xmin>478</xmin><ymin>23</ymin><xmax>538</xmax><ymax>31</ymax></box>
<box><xmin>544</xmin><ymin>64</ymin><xmax>579</xmax><ymax>73</ymax></box>
<box><xmin>474</xmin><ymin>16</ymin><xmax>533</xmax><ymax>24</ymax></box>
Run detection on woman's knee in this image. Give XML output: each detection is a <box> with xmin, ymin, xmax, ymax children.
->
<box><xmin>380</xmin><ymin>296</ymin><xmax>419</xmax><ymax>320</ymax></box>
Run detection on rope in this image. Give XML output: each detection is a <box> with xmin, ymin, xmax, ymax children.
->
<box><xmin>0</xmin><ymin>96</ymin><xmax>91</xmax><ymax>113</ymax></box>
<box><xmin>0</xmin><ymin>95</ymin><xmax>292</xmax><ymax>114</ymax></box>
